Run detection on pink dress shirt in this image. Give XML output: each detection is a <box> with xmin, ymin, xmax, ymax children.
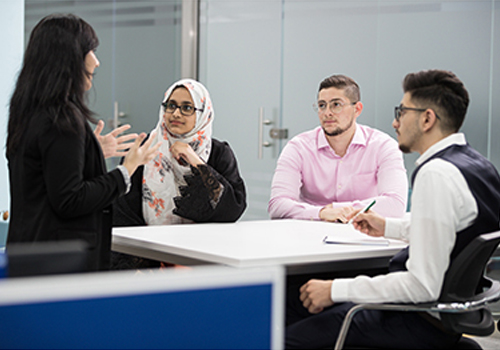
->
<box><xmin>268</xmin><ymin>124</ymin><xmax>408</xmax><ymax>220</ymax></box>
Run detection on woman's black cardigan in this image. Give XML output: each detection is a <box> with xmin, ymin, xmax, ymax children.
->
<box><xmin>113</xmin><ymin>138</ymin><xmax>247</xmax><ymax>227</ymax></box>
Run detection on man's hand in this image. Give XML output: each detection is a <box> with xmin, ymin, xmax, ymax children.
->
<box><xmin>352</xmin><ymin>211</ymin><xmax>386</xmax><ymax>237</ymax></box>
<box><xmin>299</xmin><ymin>279</ymin><xmax>334</xmax><ymax>314</ymax></box>
<box><xmin>94</xmin><ymin>120</ymin><xmax>138</xmax><ymax>159</ymax></box>
<box><xmin>319</xmin><ymin>204</ymin><xmax>355</xmax><ymax>223</ymax></box>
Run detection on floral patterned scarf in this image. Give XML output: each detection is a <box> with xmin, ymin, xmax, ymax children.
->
<box><xmin>142</xmin><ymin>79</ymin><xmax>214</xmax><ymax>225</ymax></box>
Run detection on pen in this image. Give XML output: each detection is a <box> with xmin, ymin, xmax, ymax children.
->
<box><xmin>348</xmin><ymin>199</ymin><xmax>376</xmax><ymax>224</ymax></box>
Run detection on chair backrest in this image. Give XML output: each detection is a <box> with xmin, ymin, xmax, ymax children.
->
<box><xmin>439</xmin><ymin>230</ymin><xmax>500</xmax><ymax>335</ymax></box>
<box><xmin>440</xmin><ymin>231</ymin><xmax>500</xmax><ymax>302</ymax></box>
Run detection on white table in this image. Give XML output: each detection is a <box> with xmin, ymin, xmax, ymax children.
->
<box><xmin>112</xmin><ymin>219</ymin><xmax>407</xmax><ymax>275</ymax></box>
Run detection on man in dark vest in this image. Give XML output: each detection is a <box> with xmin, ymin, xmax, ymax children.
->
<box><xmin>286</xmin><ymin>69</ymin><xmax>500</xmax><ymax>349</ymax></box>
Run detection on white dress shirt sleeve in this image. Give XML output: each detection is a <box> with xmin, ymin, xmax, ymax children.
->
<box><xmin>331</xmin><ymin>159</ymin><xmax>477</xmax><ymax>304</ymax></box>
<box><xmin>116</xmin><ymin>165</ymin><xmax>131</xmax><ymax>194</ymax></box>
<box><xmin>385</xmin><ymin>213</ymin><xmax>411</xmax><ymax>241</ymax></box>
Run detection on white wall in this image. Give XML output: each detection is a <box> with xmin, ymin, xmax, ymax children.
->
<box><xmin>0</xmin><ymin>1</ymin><xmax>24</xmax><ymax>211</ymax></box>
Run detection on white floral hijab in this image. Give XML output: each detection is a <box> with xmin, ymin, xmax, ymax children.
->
<box><xmin>142</xmin><ymin>79</ymin><xmax>214</xmax><ymax>225</ymax></box>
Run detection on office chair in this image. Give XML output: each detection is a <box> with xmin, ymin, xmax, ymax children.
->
<box><xmin>334</xmin><ymin>231</ymin><xmax>500</xmax><ymax>350</ymax></box>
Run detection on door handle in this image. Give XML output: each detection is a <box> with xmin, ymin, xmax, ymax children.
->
<box><xmin>258</xmin><ymin>107</ymin><xmax>273</xmax><ymax>159</ymax></box>
<box><xmin>109</xmin><ymin>101</ymin><xmax>126</xmax><ymax>129</ymax></box>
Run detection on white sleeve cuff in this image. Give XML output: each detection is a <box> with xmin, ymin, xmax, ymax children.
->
<box><xmin>330</xmin><ymin>278</ymin><xmax>351</xmax><ymax>303</ymax></box>
<box><xmin>384</xmin><ymin>215</ymin><xmax>410</xmax><ymax>241</ymax></box>
<box><xmin>116</xmin><ymin>165</ymin><xmax>131</xmax><ymax>194</ymax></box>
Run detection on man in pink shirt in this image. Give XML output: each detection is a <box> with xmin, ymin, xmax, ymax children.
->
<box><xmin>268</xmin><ymin>74</ymin><xmax>408</xmax><ymax>222</ymax></box>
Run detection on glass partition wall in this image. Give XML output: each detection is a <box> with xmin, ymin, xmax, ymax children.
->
<box><xmin>199</xmin><ymin>0</ymin><xmax>500</xmax><ymax>220</ymax></box>
<box><xmin>25</xmin><ymin>1</ymin><xmax>500</xmax><ymax>221</ymax></box>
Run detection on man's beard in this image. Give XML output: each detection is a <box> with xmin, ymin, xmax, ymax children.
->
<box><xmin>398</xmin><ymin>144</ymin><xmax>411</xmax><ymax>153</ymax></box>
<box><xmin>396</xmin><ymin>127</ymin><xmax>421</xmax><ymax>154</ymax></box>
<box><xmin>322</xmin><ymin>118</ymin><xmax>353</xmax><ymax>137</ymax></box>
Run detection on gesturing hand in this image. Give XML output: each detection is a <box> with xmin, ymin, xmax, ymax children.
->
<box><xmin>122</xmin><ymin>132</ymin><xmax>161</xmax><ymax>176</ymax></box>
<box><xmin>94</xmin><ymin>120</ymin><xmax>138</xmax><ymax>159</ymax></box>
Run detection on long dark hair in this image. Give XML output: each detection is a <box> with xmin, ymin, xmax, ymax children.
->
<box><xmin>7</xmin><ymin>14</ymin><xmax>99</xmax><ymax>156</ymax></box>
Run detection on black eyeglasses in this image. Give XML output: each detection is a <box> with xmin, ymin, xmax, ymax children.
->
<box><xmin>394</xmin><ymin>105</ymin><xmax>440</xmax><ymax>122</ymax></box>
<box><xmin>162</xmin><ymin>101</ymin><xmax>203</xmax><ymax>116</ymax></box>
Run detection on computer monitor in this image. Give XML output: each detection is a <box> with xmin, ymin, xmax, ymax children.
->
<box><xmin>5</xmin><ymin>240</ymin><xmax>89</xmax><ymax>278</ymax></box>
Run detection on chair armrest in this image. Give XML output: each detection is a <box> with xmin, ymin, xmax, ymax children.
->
<box><xmin>334</xmin><ymin>280</ymin><xmax>500</xmax><ymax>350</ymax></box>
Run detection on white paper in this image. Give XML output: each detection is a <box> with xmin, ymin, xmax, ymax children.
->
<box><xmin>323</xmin><ymin>228</ymin><xmax>390</xmax><ymax>246</ymax></box>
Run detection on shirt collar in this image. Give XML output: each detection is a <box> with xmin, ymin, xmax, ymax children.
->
<box><xmin>416</xmin><ymin>133</ymin><xmax>467</xmax><ymax>166</ymax></box>
<box><xmin>317</xmin><ymin>124</ymin><xmax>365</xmax><ymax>151</ymax></box>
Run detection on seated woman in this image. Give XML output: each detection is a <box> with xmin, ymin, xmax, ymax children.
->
<box><xmin>112</xmin><ymin>79</ymin><xmax>247</xmax><ymax>269</ymax></box>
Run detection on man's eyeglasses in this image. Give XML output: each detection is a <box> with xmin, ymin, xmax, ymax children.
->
<box><xmin>162</xmin><ymin>101</ymin><xmax>203</xmax><ymax>116</ymax></box>
<box><xmin>394</xmin><ymin>105</ymin><xmax>441</xmax><ymax>122</ymax></box>
<box><xmin>313</xmin><ymin>100</ymin><xmax>357</xmax><ymax>114</ymax></box>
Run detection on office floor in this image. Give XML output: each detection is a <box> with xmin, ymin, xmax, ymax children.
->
<box><xmin>472</xmin><ymin>263</ymin><xmax>500</xmax><ymax>349</ymax></box>
<box><xmin>471</xmin><ymin>326</ymin><xmax>500</xmax><ymax>349</ymax></box>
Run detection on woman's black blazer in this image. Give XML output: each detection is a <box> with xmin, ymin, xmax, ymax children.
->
<box><xmin>7</xmin><ymin>112</ymin><xmax>127</xmax><ymax>270</ymax></box>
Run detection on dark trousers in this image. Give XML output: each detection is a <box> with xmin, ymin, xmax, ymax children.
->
<box><xmin>285</xmin><ymin>275</ymin><xmax>461</xmax><ymax>349</ymax></box>
<box><xmin>286</xmin><ymin>301</ymin><xmax>461</xmax><ymax>349</ymax></box>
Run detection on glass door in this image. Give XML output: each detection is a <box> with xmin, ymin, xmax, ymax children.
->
<box><xmin>199</xmin><ymin>0</ymin><xmax>284</xmax><ymax>220</ymax></box>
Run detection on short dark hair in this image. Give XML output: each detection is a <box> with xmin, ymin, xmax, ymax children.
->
<box><xmin>403</xmin><ymin>70</ymin><xmax>469</xmax><ymax>133</ymax></box>
<box><xmin>7</xmin><ymin>14</ymin><xmax>99</xmax><ymax>155</ymax></box>
<box><xmin>318</xmin><ymin>75</ymin><xmax>360</xmax><ymax>103</ymax></box>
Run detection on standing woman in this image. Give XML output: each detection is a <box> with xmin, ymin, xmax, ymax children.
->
<box><xmin>6</xmin><ymin>14</ymin><xmax>160</xmax><ymax>271</ymax></box>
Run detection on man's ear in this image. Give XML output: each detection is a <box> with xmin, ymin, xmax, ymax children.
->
<box><xmin>353</xmin><ymin>101</ymin><xmax>363</xmax><ymax>119</ymax></box>
<box><xmin>421</xmin><ymin>109</ymin><xmax>439</xmax><ymax>132</ymax></box>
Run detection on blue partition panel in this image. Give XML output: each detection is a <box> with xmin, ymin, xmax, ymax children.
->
<box><xmin>0</xmin><ymin>266</ymin><xmax>284</xmax><ymax>349</ymax></box>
